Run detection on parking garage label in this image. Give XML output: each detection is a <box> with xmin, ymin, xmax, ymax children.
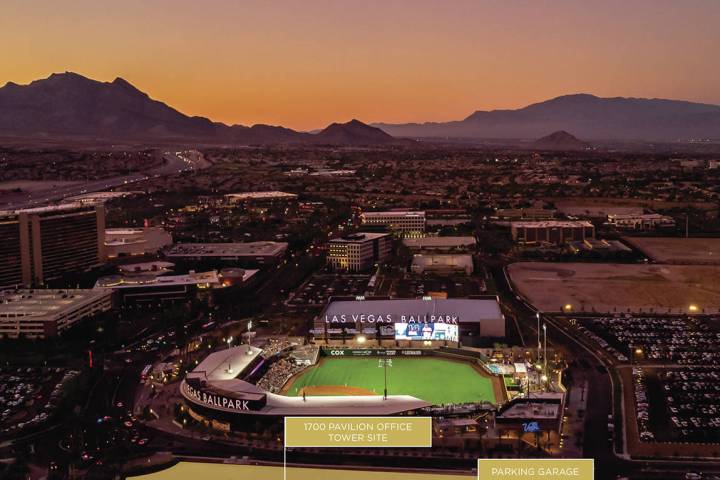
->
<box><xmin>478</xmin><ymin>459</ymin><xmax>593</xmax><ymax>480</ymax></box>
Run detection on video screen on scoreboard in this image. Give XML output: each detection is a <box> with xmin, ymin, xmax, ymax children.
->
<box><xmin>394</xmin><ymin>322</ymin><xmax>458</xmax><ymax>342</ymax></box>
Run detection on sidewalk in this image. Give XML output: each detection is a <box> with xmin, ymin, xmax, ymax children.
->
<box><xmin>559</xmin><ymin>381</ymin><xmax>588</xmax><ymax>458</ymax></box>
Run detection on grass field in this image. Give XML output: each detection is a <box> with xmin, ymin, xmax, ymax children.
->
<box><xmin>283</xmin><ymin>357</ymin><xmax>497</xmax><ymax>405</ymax></box>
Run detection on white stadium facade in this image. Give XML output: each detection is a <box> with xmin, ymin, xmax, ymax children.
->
<box><xmin>313</xmin><ymin>297</ymin><xmax>505</xmax><ymax>347</ymax></box>
<box><xmin>180</xmin><ymin>346</ymin><xmax>431</xmax><ymax>421</ymax></box>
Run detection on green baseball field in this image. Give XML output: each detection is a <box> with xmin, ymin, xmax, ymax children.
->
<box><xmin>282</xmin><ymin>357</ymin><xmax>499</xmax><ymax>405</ymax></box>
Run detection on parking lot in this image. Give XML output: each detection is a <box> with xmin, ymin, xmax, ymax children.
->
<box><xmin>0</xmin><ymin>366</ymin><xmax>79</xmax><ymax>438</ymax></box>
<box><xmin>392</xmin><ymin>276</ymin><xmax>485</xmax><ymax>298</ymax></box>
<box><xmin>579</xmin><ymin>316</ymin><xmax>720</xmax><ymax>364</ymax></box>
<box><xmin>287</xmin><ymin>273</ymin><xmax>370</xmax><ymax>309</ymax></box>
<box><xmin>638</xmin><ymin>367</ymin><xmax>720</xmax><ymax>444</ymax></box>
<box><xmin>572</xmin><ymin>315</ymin><xmax>720</xmax><ymax>451</ymax></box>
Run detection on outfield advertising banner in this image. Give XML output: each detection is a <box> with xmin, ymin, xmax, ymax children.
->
<box><xmin>321</xmin><ymin>348</ymin><xmax>430</xmax><ymax>357</ymax></box>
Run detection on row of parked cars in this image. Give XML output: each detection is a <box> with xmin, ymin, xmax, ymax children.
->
<box><xmin>288</xmin><ymin>274</ymin><xmax>370</xmax><ymax>308</ymax></box>
<box><xmin>584</xmin><ymin>315</ymin><xmax>720</xmax><ymax>364</ymax></box>
<box><xmin>0</xmin><ymin>366</ymin><xmax>79</xmax><ymax>437</ymax></box>
<box><xmin>572</xmin><ymin>319</ymin><xmax>628</xmax><ymax>362</ymax></box>
<box><xmin>633</xmin><ymin>367</ymin><xmax>655</xmax><ymax>441</ymax></box>
<box><xmin>660</xmin><ymin>368</ymin><xmax>720</xmax><ymax>442</ymax></box>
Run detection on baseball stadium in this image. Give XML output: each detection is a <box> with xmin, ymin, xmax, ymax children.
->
<box><xmin>179</xmin><ymin>298</ymin><xmax>508</xmax><ymax>427</ymax></box>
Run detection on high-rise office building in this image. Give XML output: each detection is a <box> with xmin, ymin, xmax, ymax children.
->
<box><xmin>0</xmin><ymin>212</ymin><xmax>24</xmax><ymax>288</ymax></box>
<box><xmin>0</xmin><ymin>203</ymin><xmax>106</xmax><ymax>288</ymax></box>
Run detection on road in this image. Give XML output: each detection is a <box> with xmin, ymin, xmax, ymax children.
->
<box><xmin>2</xmin><ymin>150</ymin><xmax>201</xmax><ymax>211</ymax></box>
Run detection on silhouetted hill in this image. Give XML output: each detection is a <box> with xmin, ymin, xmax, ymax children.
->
<box><xmin>314</xmin><ymin>119</ymin><xmax>397</xmax><ymax>144</ymax></box>
<box><xmin>0</xmin><ymin>72</ymin><xmax>221</xmax><ymax>139</ymax></box>
<box><xmin>0</xmin><ymin>72</ymin><xmax>401</xmax><ymax>145</ymax></box>
<box><xmin>533</xmin><ymin>130</ymin><xmax>588</xmax><ymax>150</ymax></box>
<box><xmin>375</xmin><ymin>94</ymin><xmax>720</xmax><ymax>142</ymax></box>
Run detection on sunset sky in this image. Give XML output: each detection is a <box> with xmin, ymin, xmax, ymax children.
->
<box><xmin>1</xmin><ymin>0</ymin><xmax>719</xmax><ymax>130</ymax></box>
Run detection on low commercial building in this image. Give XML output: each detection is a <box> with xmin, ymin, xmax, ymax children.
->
<box><xmin>105</xmin><ymin>227</ymin><xmax>173</xmax><ymax>258</ymax></box>
<box><xmin>64</xmin><ymin>191</ymin><xmax>142</xmax><ymax>205</ymax></box>
<box><xmin>425</xmin><ymin>209</ymin><xmax>472</xmax><ymax>227</ymax></box>
<box><xmin>164</xmin><ymin>242</ymin><xmax>288</xmax><ymax>267</ymax></box>
<box><xmin>567</xmin><ymin>239</ymin><xmax>632</xmax><ymax>255</ymax></box>
<box><xmin>411</xmin><ymin>254</ymin><xmax>474</xmax><ymax>275</ymax></box>
<box><xmin>0</xmin><ymin>288</ymin><xmax>113</xmax><ymax>339</ymax></box>
<box><xmin>95</xmin><ymin>268</ymin><xmax>259</xmax><ymax>305</ymax></box>
<box><xmin>225</xmin><ymin>191</ymin><xmax>297</xmax><ymax>204</ymax></box>
<box><xmin>495</xmin><ymin>392</ymin><xmax>565</xmax><ymax>436</ymax></box>
<box><xmin>327</xmin><ymin>233</ymin><xmax>392</xmax><ymax>272</ymax></box>
<box><xmin>95</xmin><ymin>270</ymin><xmax>218</xmax><ymax>304</ymax></box>
<box><xmin>511</xmin><ymin>220</ymin><xmax>594</xmax><ymax>246</ymax></box>
<box><xmin>117</xmin><ymin>261</ymin><xmax>175</xmax><ymax>275</ymax></box>
<box><xmin>361</xmin><ymin>211</ymin><xmax>425</xmax><ymax>236</ymax></box>
<box><xmin>495</xmin><ymin>208</ymin><xmax>556</xmax><ymax>221</ymax></box>
<box><xmin>607</xmin><ymin>213</ymin><xmax>676</xmax><ymax>231</ymax></box>
<box><xmin>403</xmin><ymin>236</ymin><xmax>476</xmax><ymax>252</ymax></box>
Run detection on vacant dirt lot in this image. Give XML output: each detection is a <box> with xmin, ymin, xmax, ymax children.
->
<box><xmin>625</xmin><ymin>237</ymin><xmax>720</xmax><ymax>264</ymax></box>
<box><xmin>508</xmin><ymin>262</ymin><xmax>720</xmax><ymax>313</ymax></box>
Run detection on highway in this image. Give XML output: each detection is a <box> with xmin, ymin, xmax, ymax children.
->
<box><xmin>1</xmin><ymin>150</ymin><xmax>201</xmax><ymax>211</ymax></box>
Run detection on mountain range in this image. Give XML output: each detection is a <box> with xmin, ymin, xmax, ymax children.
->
<box><xmin>375</xmin><ymin>94</ymin><xmax>720</xmax><ymax>142</ymax></box>
<box><xmin>1</xmin><ymin>72</ymin><xmax>719</xmax><ymax>144</ymax></box>
<box><xmin>0</xmin><ymin>72</ymin><xmax>397</xmax><ymax>145</ymax></box>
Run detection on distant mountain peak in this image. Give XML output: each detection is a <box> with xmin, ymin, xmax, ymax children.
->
<box><xmin>549</xmin><ymin>93</ymin><xmax>599</xmax><ymax>101</ymax></box>
<box><xmin>533</xmin><ymin>130</ymin><xmax>588</xmax><ymax>150</ymax></box>
<box><xmin>540</xmin><ymin>130</ymin><xmax>577</xmax><ymax>139</ymax></box>
<box><xmin>45</xmin><ymin>71</ymin><xmax>93</xmax><ymax>83</ymax></box>
<box><xmin>315</xmin><ymin>119</ymin><xmax>397</xmax><ymax>145</ymax></box>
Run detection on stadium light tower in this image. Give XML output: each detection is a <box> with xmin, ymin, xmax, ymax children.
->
<box><xmin>543</xmin><ymin>323</ymin><xmax>548</xmax><ymax>390</ymax></box>
<box><xmin>379</xmin><ymin>358</ymin><xmax>393</xmax><ymax>400</ymax></box>
<box><xmin>536</xmin><ymin>312</ymin><xmax>541</xmax><ymax>363</ymax></box>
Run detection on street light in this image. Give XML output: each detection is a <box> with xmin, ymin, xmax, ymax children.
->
<box><xmin>689</xmin><ymin>304</ymin><xmax>699</xmax><ymax>313</ymax></box>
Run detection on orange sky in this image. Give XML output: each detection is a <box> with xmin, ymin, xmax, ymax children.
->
<box><xmin>1</xmin><ymin>0</ymin><xmax>719</xmax><ymax>130</ymax></box>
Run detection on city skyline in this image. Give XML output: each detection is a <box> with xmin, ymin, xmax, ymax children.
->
<box><xmin>2</xmin><ymin>0</ymin><xmax>719</xmax><ymax>130</ymax></box>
